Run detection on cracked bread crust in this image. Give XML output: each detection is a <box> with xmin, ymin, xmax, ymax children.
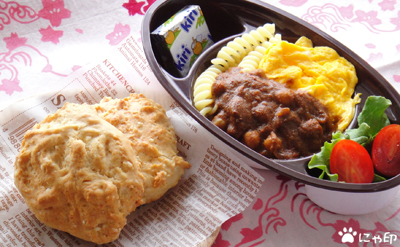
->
<box><xmin>14</xmin><ymin>102</ymin><xmax>144</xmax><ymax>244</ymax></box>
<box><xmin>95</xmin><ymin>94</ymin><xmax>191</xmax><ymax>204</ymax></box>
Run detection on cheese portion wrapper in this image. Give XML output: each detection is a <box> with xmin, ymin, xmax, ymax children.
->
<box><xmin>151</xmin><ymin>5</ymin><xmax>214</xmax><ymax>77</ymax></box>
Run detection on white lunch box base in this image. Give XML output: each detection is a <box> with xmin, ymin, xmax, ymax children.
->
<box><xmin>232</xmin><ymin>148</ymin><xmax>400</xmax><ymax>215</ymax></box>
<box><xmin>305</xmin><ymin>184</ymin><xmax>400</xmax><ymax>215</ymax></box>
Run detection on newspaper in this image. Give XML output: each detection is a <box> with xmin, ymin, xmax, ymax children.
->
<box><xmin>0</xmin><ymin>33</ymin><xmax>264</xmax><ymax>247</ymax></box>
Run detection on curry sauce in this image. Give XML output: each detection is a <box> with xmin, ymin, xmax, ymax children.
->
<box><xmin>211</xmin><ymin>67</ymin><xmax>338</xmax><ymax>159</ymax></box>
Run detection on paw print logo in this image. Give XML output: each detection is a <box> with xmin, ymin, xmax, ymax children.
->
<box><xmin>338</xmin><ymin>227</ymin><xmax>358</xmax><ymax>243</ymax></box>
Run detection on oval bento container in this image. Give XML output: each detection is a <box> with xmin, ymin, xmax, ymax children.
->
<box><xmin>141</xmin><ymin>0</ymin><xmax>400</xmax><ymax>215</ymax></box>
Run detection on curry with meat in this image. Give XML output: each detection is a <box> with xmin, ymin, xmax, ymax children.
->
<box><xmin>211</xmin><ymin>67</ymin><xmax>338</xmax><ymax>159</ymax></box>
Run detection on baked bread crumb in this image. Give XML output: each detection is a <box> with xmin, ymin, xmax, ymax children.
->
<box><xmin>95</xmin><ymin>94</ymin><xmax>191</xmax><ymax>204</ymax></box>
<box><xmin>14</xmin><ymin>102</ymin><xmax>145</xmax><ymax>244</ymax></box>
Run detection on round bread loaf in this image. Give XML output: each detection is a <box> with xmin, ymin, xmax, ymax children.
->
<box><xmin>94</xmin><ymin>94</ymin><xmax>191</xmax><ymax>204</ymax></box>
<box><xmin>14</xmin><ymin>102</ymin><xmax>144</xmax><ymax>244</ymax></box>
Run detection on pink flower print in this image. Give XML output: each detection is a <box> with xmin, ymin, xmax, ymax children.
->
<box><xmin>352</xmin><ymin>10</ymin><xmax>382</xmax><ymax>26</ymax></box>
<box><xmin>41</xmin><ymin>64</ymin><xmax>53</xmax><ymax>73</ymax></box>
<box><xmin>365</xmin><ymin>43</ymin><xmax>376</xmax><ymax>48</ymax></box>
<box><xmin>394</xmin><ymin>75</ymin><xmax>400</xmax><ymax>82</ymax></box>
<box><xmin>122</xmin><ymin>0</ymin><xmax>157</xmax><ymax>16</ymax></box>
<box><xmin>338</xmin><ymin>5</ymin><xmax>354</xmax><ymax>20</ymax></box>
<box><xmin>378</xmin><ymin>0</ymin><xmax>396</xmax><ymax>11</ymax></box>
<box><xmin>221</xmin><ymin>213</ymin><xmax>243</xmax><ymax>231</ymax></box>
<box><xmin>367</xmin><ymin>52</ymin><xmax>383</xmax><ymax>63</ymax></box>
<box><xmin>0</xmin><ymin>78</ymin><xmax>23</xmax><ymax>95</ymax></box>
<box><xmin>3</xmin><ymin>33</ymin><xmax>27</xmax><ymax>51</ymax></box>
<box><xmin>39</xmin><ymin>26</ymin><xmax>63</xmax><ymax>44</ymax></box>
<box><xmin>238</xmin><ymin>226</ymin><xmax>265</xmax><ymax>246</ymax></box>
<box><xmin>106</xmin><ymin>23</ymin><xmax>131</xmax><ymax>46</ymax></box>
<box><xmin>0</xmin><ymin>1</ymin><xmax>39</xmax><ymax>30</ymax></box>
<box><xmin>252</xmin><ymin>198</ymin><xmax>263</xmax><ymax>211</ymax></box>
<box><xmin>390</xmin><ymin>11</ymin><xmax>400</xmax><ymax>30</ymax></box>
<box><xmin>38</xmin><ymin>0</ymin><xmax>71</xmax><ymax>27</ymax></box>
<box><xmin>396</xmin><ymin>44</ymin><xmax>400</xmax><ymax>53</ymax></box>
<box><xmin>212</xmin><ymin>233</ymin><xmax>230</xmax><ymax>247</ymax></box>
<box><xmin>279</xmin><ymin>0</ymin><xmax>308</xmax><ymax>7</ymax></box>
<box><xmin>123</xmin><ymin>0</ymin><xmax>140</xmax><ymax>16</ymax></box>
<box><xmin>71</xmin><ymin>65</ymin><xmax>82</xmax><ymax>72</ymax></box>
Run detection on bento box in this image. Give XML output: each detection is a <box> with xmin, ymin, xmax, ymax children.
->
<box><xmin>141</xmin><ymin>0</ymin><xmax>400</xmax><ymax>215</ymax></box>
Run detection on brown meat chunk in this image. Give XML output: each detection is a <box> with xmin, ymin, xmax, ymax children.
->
<box><xmin>210</xmin><ymin>67</ymin><xmax>337</xmax><ymax>159</ymax></box>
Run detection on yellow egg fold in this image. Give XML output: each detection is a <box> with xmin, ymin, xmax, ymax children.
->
<box><xmin>258</xmin><ymin>36</ymin><xmax>360</xmax><ymax>131</ymax></box>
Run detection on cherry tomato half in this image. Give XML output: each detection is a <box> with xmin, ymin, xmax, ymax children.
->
<box><xmin>330</xmin><ymin>139</ymin><xmax>374</xmax><ymax>183</ymax></box>
<box><xmin>372</xmin><ymin>124</ymin><xmax>400</xmax><ymax>177</ymax></box>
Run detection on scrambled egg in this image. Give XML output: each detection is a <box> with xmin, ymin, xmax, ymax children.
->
<box><xmin>258</xmin><ymin>36</ymin><xmax>360</xmax><ymax>131</ymax></box>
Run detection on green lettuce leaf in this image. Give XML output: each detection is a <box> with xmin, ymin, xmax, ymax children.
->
<box><xmin>373</xmin><ymin>173</ymin><xmax>387</xmax><ymax>182</ymax></box>
<box><xmin>308</xmin><ymin>132</ymin><xmax>345</xmax><ymax>181</ymax></box>
<box><xmin>308</xmin><ymin>96</ymin><xmax>392</xmax><ymax>182</ymax></box>
<box><xmin>346</xmin><ymin>95</ymin><xmax>391</xmax><ymax>146</ymax></box>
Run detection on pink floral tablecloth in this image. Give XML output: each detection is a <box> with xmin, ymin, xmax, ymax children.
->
<box><xmin>1</xmin><ymin>0</ymin><xmax>400</xmax><ymax>246</ymax></box>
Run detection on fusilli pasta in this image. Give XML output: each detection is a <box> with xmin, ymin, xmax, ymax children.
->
<box><xmin>193</xmin><ymin>23</ymin><xmax>282</xmax><ymax>115</ymax></box>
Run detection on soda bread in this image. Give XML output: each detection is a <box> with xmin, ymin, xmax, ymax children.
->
<box><xmin>14</xmin><ymin>94</ymin><xmax>190</xmax><ymax>244</ymax></box>
<box><xmin>95</xmin><ymin>94</ymin><xmax>191</xmax><ymax>204</ymax></box>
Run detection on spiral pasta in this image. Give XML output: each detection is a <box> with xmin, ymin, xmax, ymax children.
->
<box><xmin>193</xmin><ymin>65</ymin><xmax>221</xmax><ymax>115</ymax></box>
<box><xmin>193</xmin><ymin>23</ymin><xmax>282</xmax><ymax>115</ymax></box>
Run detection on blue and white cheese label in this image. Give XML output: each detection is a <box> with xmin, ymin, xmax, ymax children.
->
<box><xmin>151</xmin><ymin>5</ymin><xmax>214</xmax><ymax>77</ymax></box>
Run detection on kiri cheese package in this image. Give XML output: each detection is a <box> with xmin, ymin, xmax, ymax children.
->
<box><xmin>151</xmin><ymin>5</ymin><xmax>214</xmax><ymax>77</ymax></box>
